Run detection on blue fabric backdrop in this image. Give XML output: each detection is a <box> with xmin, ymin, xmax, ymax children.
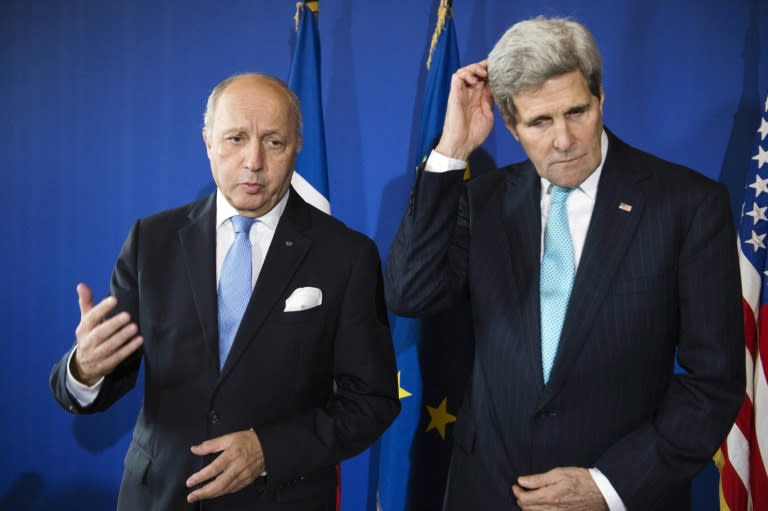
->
<box><xmin>1</xmin><ymin>1</ymin><xmax>766</xmax><ymax>509</ymax></box>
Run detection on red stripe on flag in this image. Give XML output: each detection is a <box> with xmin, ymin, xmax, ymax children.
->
<box><xmin>752</xmin><ymin>447</ymin><xmax>768</xmax><ymax>511</ymax></box>
<box><xmin>733</xmin><ymin>396</ymin><xmax>754</xmax><ymax>450</ymax></box>
<box><xmin>721</xmin><ymin>441</ymin><xmax>750</xmax><ymax>511</ymax></box>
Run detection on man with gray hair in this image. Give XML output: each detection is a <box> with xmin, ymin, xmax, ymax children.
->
<box><xmin>386</xmin><ymin>16</ymin><xmax>743</xmax><ymax>510</ymax></box>
<box><xmin>50</xmin><ymin>72</ymin><xmax>400</xmax><ymax>510</ymax></box>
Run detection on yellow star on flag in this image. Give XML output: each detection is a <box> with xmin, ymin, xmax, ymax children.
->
<box><xmin>398</xmin><ymin>371</ymin><xmax>412</xmax><ymax>399</ymax></box>
<box><xmin>425</xmin><ymin>397</ymin><xmax>456</xmax><ymax>440</ymax></box>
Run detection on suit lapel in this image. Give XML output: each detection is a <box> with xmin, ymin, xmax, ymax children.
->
<box><xmin>178</xmin><ymin>193</ymin><xmax>220</xmax><ymax>382</ymax></box>
<box><xmin>219</xmin><ymin>189</ymin><xmax>313</xmax><ymax>379</ymax></box>
<box><xmin>500</xmin><ymin>162</ymin><xmax>542</xmax><ymax>315</ymax></box>
<box><xmin>496</xmin><ymin>164</ymin><xmax>547</xmax><ymax>405</ymax></box>
<box><xmin>542</xmin><ymin>134</ymin><xmax>651</xmax><ymax>403</ymax></box>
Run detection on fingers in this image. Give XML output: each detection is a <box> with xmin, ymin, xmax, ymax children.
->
<box><xmin>186</xmin><ymin>448</ymin><xmax>227</xmax><ymax>490</ymax></box>
<box><xmin>190</xmin><ymin>436</ymin><xmax>226</xmax><ymax>457</ymax></box>
<box><xmin>83</xmin><ymin>320</ymin><xmax>143</xmax><ymax>375</ymax></box>
<box><xmin>518</xmin><ymin>469</ymin><xmax>558</xmax><ymax>490</ymax></box>
<box><xmin>437</xmin><ymin>60</ymin><xmax>495</xmax><ymax>160</ymax></box>
<box><xmin>73</xmin><ymin>325</ymin><xmax>143</xmax><ymax>385</ymax></box>
<box><xmin>513</xmin><ymin>467</ymin><xmax>605</xmax><ymax>511</ymax></box>
<box><xmin>187</xmin><ymin>431</ymin><xmax>264</xmax><ymax>503</ymax></box>
<box><xmin>73</xmin><ymin>286</ymin><xmax>142</xmax><ymax>384</ymax></box>
<box><xmin>453</xmin><ymin>60</ymin><xmax>488</xmax><ymax>87</ymax></box>
<box><xmin>75</xmin><ymin>294</ymin><xmax>118</xmax><ymax>339</ymax></box>
<box><xmin>187</xmin><ymin>459</ymin><xmax>254</xmax><ymax>503</ymax></box>
<box><xmin>76</xmin><ymin>283</ymin><xmax>94</xmax><ymax>317</ymax></box>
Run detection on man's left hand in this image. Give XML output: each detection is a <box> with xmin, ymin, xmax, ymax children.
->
<box><xmin>512</xmin><ymin>467</ymin><xmax>607</xmax><ymax>511</ymax></box>
<box><xmin>186</xmin><ymin>429</ymin><xmax>265</xmax><ymax>503</ymax></box>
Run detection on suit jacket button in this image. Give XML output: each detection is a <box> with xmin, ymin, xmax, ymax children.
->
<box><xmin>209</xmin><ymin>410</ymin><xmax>219</xmax><ymax>423</ymax></box>
<box><xmin>537</xmin><ymin>409</ymin><xmax>557</xmax><ymax>418</ymax></box>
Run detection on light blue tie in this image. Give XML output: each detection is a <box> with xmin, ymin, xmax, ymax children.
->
<box><xmin>218</xmin><ymin>215</ymin><xmax>254</xmax><ymax>370</ymax></box>
<box><xmin>540</xmin><ymin>186</ymin><xmax>575</xmax><ymax>383</ymax></box>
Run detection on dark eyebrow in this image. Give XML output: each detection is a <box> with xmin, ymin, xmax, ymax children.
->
<box><xmin>526</xmin><ymin>114</ymin><xmax>552</xmax><ymax>126</ymax></box>
<box><xmin>566</xmin><ymin>103</ymin><xmax>591</xmax><ymax>115</ymax></box>
<box><xmin>222</xmin><ymin>128</ymin><xmax>246</xmax><ymax>136</ymax></box>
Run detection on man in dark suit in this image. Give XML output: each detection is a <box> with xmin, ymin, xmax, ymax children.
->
<box><xmin>385</xmin><ymin>17</ymin><xmax>743</xmax><ymax>511</ymax></box>
<box><xmin>50</xmin><ymin>73</ymin><xmax>400</xmax><ymax>510</ymax></box>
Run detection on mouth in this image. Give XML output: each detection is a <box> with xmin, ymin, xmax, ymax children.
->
<box><xmin>553</xmin><ymin>154</ymin><xmax>584</xmax><ymax>166</ymax></box>
<box><xmin>240</xmin><ymin>182</ymin><xmax>264</xmax><ymax>193</ymax></box>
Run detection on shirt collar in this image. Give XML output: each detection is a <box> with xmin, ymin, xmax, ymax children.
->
<box><xmin>215</xmin><ymin>187</ymin><xmax>290</xmax><ymax>232</ymax></box>
<box><xmin>540</xmin><ymin>129</ymin><xmax>609</xmax><ymax>201</ymax></box>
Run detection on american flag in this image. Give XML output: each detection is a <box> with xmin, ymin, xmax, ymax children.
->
<box><xmin>716</xmin><ymin>93</ymin><xmax>768</xmax><ymax>511</ymax></box>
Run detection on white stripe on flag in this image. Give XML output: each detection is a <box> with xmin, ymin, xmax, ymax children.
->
<box><xmin>728</xmin><ymin>410</ymin><xmax>753</xmax><ymax>492</ymax></box>
<box><xmin>740</xmin><ymin>244</ymin><xmax>761</xmax><ymax>316</ymax></box>
<box><xmin>292</xmin><ymin>171</ymin><xmax>330</xmax><ymax>214</ymax></box>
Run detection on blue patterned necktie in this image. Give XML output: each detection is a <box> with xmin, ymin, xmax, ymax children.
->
<box><xmin>218</xmin><ymin>215</ymin><xmax>254</xmax><ymax>370</ymax></box>
<box><xmin>540</xmin><ymin>186</ymin><xmax>575</xmax><ymax>383</ymax></box>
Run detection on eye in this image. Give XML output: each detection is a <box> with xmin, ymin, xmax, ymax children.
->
<box><xmin>566</xmin><ymin>107</ymin><xmax>588</xmax><ymax>119</ymax></box>
<box><xmin>266</xmin><ymin>139</ymin><xmax>284</xmax><ymax>149</ymax></box>
<box><xmin>529</xmin><ymin>118</ymin><xmax>551</xmax><ymax>129</ymax></box>
<box><xmin>227</xmin><ymin>136</ymin><xmax>243</xmax><ymax>144</ymax></box>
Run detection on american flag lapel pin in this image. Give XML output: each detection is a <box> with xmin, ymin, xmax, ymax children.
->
<box><xmin>618</xmin><ymin>202</ymin><xmax>633</xmax><ymax>213</ymax></box>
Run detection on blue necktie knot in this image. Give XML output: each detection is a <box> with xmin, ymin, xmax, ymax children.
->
<box><xmin>550</xmin><ymin>185</ymin><xmax>572</xmax><ymax>203</ymax></box>
<box><xmin>231</xmin><ymin>215</ymin><xmax>254</xmax><ymax>234</ymax></box>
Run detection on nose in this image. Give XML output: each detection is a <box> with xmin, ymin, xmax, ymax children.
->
<box><xmin>552</xmin><ymin>120</ymin><xmax>575</xmax><ymax>153</ymax></box>
<box><xmin>243</xmin><ymin>141</ymin><xmax>263</xmax><ymax>171</ymax></box>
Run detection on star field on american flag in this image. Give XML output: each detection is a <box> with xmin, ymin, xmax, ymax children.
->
<box><xmin>741</xmin><ymin>100</ymin><xmax>768</xmax><ymax>287</ymax></box>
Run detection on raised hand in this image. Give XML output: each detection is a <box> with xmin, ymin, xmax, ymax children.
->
<box><xmin>434</xmin><ymin>60</ymin><xmax>495</xmax><ymax>161</ymax></box>
<box><xmin>71</xmin><ymin>283</ymin><xmax>143</xmax><ymax>386</ymax></box>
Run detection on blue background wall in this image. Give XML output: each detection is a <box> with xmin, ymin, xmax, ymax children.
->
<box><xmin>1</xmin><ymin>1</ymin><xmax>766</xmax><ymax>509</ymax></box>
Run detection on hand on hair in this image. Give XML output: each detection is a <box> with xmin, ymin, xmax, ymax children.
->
<box><xmin>434</xmin><ymin>60</ymin><xmax>495</xmax><ymax>161</ymax></box>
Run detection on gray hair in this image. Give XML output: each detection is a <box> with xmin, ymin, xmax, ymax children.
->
<box><xmin>202</xmin><ymin>72</ymin><xmax>303</xmax><ymax>136</ymax></box>
<box><xmin>487</xmin><ymin>16</ymin><xmax>602</xmax><ymax>122</ymax></box>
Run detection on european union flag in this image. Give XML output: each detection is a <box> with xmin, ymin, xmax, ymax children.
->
<box><xmin>374</xmin><ymin>3</ymin><xmax>471</xmax><ymax>510</ymax></box>
<box><xmin>288</xmin><ymin>0</ymin><xmax>330</xmax><ymax>214</ymax></box>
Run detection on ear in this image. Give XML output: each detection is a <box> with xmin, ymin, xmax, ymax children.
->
<box><xmin>202</xmin><ymin>128</ymin><xmax>213</xmax><ymax>155</ymax></box>
<box><xmin>598</xmin><ymin>87</ymin><xmax>605</xmax><ymax>112</ymax></box>
<box><xmin>503</xmin><ymin>114</ymin><xmax>520</xmax><ymax>141</ymax></box>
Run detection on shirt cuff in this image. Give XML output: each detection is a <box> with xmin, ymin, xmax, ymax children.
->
<box><xmin>65</xmin><ymin>348</ymin><xmax>104</xmax><ymax>407</ymax></box>
<box><xmin>425</xmin><ymin>150</ymin><xmax>467</xmax><ymax>173</ymax></box>
<box><xmin>589</xmin><ymin>468</ymin><xmax>626</xmax><ymax>511</ymax></box>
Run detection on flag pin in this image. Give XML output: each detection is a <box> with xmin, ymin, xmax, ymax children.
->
<box><xmin>285</xmin><ymin>240</ymin><xmax>293</xmax><ymax>247</ymax></box>
<box><xmin>618</xmin><ymin>202</ymin><xmax>633</xmax><ymax>213</ymax></box>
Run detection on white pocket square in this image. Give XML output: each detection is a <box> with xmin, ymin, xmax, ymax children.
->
<box><xmin>284</xmin><ymin>287</ymin><xmax>323</xmax><ymax>312</ymax></box>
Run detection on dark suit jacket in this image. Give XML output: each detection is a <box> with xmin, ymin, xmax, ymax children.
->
<box><xmin>385</xmin><ymin>132</ymin><xmax>744</xmax><ymax>510</ymax></box>
<box><xmin>51</xmin><ymin>188</ymin><xmax>400</xmax><ymax>511</ymax></box>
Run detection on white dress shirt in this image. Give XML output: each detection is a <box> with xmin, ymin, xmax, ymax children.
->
<box><xmin>425</xmin><ymin>131</ymin><xmax>626</xmax><ymax>511</ymax></box>
<box><xmin>65</xmin><ymin>189</ymin><xmax>290</xmax><ymax>406</ymax></box>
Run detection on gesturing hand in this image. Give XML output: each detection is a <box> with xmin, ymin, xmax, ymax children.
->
<box><xmin>434</xmin><ymin>60</ymin><xmax>495</xmax><ymax>161</ymax></box>
<box><xmin>186</xmin><ymin>429</ymin><xmax>266</xmax><ymax>503</ymax></box>
<box><xmin>512</xmin><ymin>467</ymin><xmax>608</xmax><ymax>511</ymax></box>
<box><xmin>71</xmin><ymin>283</ymin><xmax>143</xmax><ymax>386</ymax></box>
